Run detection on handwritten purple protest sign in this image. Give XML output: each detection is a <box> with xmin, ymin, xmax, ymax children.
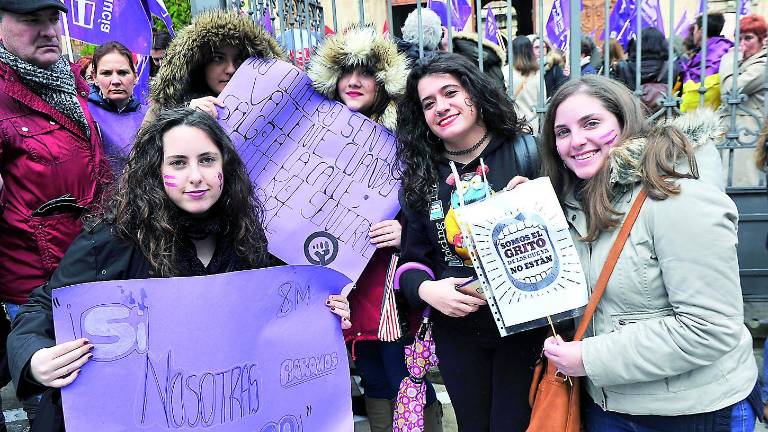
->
<box><xmin>217</xmin><ymin>58</ymin><xmax>400</xmax><ymax>281</ymax></box>
<box><xmin>53</xmin><ymin>266</ymin><xmax>353</xmax><ymax>431</ymax></box>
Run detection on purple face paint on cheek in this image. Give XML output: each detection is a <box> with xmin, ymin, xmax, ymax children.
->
<box><xmin>599</xmin><ymin>130</ymin><xmax>618</xmax><ymax>146</ymax></box>
<box><xmin>217</xmin><ymin>172</ymin><xmax>223</xmax><ymax>191</ymax></box>
<box><xmin>163</xmin><ymin>175</ymin><xmax>177</xmax><ymax>188</ymax></box>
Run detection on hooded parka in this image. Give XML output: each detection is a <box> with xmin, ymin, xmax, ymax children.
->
<box><xmin>569</xmin><ymin>111</ymin><xmax>757</xmax><ymax>416</ymax></box>
<box><xmin>307</xmin><ymin>25</ymin><xmax>409</xmax><ymax>347</ymax></box>
<box><xmin>149</xmin><ymin>11</ymin><xmax>286</xmax><ymax>116</ymax></box>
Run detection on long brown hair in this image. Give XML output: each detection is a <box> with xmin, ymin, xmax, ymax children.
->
<box><xmin>108</xmin><ymin>108</ymin><xmax>269</xmax><ymax>275</ymax></box>
<box><xmin>540</xmin><ymin>75</ymin><xmax>698</xmax><ymax>241</ymax></box>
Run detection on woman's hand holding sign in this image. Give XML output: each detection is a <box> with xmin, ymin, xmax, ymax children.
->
<box><xmin>30</xmin><ymin>338</ymin><xmax>93</xmax><ymax>388</ymax></box>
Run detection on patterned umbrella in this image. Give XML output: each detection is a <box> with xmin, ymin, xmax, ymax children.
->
<box><xmin>392</xmin><ymin>262</ymin><xmax>437</xmax><ymax>432</ymax></box>
<box><xmin>393</xmin><ymin>314</ymin><xmax>437</xmax><ymax>432</ymax></box>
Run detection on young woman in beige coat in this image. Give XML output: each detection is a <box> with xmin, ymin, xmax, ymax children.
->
<box><xmin>511</xmin><ymin>75</ymin><xmax>760</xmax><ymax>431</ymax></box>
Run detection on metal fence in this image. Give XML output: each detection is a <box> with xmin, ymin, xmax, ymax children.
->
<box><xmin>211</xmin><ymin>0</ymin><xmax>768</xmax><ymax>330</ymax></box>
<box><xmin>219</xmin><ymin>0</ymin><xmax>766</xmax><ymax>187</ymax></box>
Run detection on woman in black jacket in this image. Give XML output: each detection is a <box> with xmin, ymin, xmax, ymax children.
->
<box><xmin>394</xmin><ymin>53</ymin><xmax>545</xmax><ymax>431</ymax></box>
<box><xmin>7</xmin><ymin>108</ymin><xmax>350</xmax><ymax>430</ymax></box>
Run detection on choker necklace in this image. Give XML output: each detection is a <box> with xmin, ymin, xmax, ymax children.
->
<box><xmin>445</xmin><ymin>131</ymin><xmax>488</xmax><ymax>156</ymax></box>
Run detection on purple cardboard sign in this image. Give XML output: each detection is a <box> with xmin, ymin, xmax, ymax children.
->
<box><xmin>217</xmin><ymin>58</ymin><xmax>400</xmax><ymax>281</ymax></box>
<box><xmin>53</xmin><ymin>266</ymin><xmax>353</xmax><ymax>431</ymax></box>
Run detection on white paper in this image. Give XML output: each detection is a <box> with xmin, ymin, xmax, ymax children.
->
<box><xmin>456</xmin><ymin>177</ymin><xmax>588</xmax><ymax>336</ymax></box>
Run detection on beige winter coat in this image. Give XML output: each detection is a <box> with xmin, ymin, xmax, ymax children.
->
<box><xmin>568</xmin><ymin>112</ymin><xmax>757</xmax><ymax>415</ymax></box>
<box><xmin>508</xmin><ymin>68</ymin><xmax>544</xmax><ymax>133</ymax></box>
<box><xmin>718</xmin><ymin>46</ymin><xmax>767</xmax><ymax>187</ymax></box>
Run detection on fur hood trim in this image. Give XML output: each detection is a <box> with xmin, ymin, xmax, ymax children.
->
<box><xmin>452</xmin><ymin>31</ymin><xmax>506</xmax><ymax>65</ymax></box>
<box><xmin>150</xmin><ymin>11</ymin><xmax>286</xmax><ymax>109</ymax></box>
<box><xmin>306</xmin><ymin>24</ymin><xmax>408</xmax><ymax>131</ymax></box>
<box><xmin>608</xmin><ymin>110</ymin><xmax>722</xmax><ymax>186</ymax></box>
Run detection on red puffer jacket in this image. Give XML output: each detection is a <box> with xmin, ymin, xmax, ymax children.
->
<box><xmin>0</xmin><ymin>62</ymin><xmax>111</xmax><ymax>304</ymax></box>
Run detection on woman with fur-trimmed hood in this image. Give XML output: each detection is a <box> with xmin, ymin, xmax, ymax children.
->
<box><xmin>307</xmin><ymin>25</ymin><xmax>443</xmax><ymax>432</ymax></box>
<box><xmin>147</xmin><ymin>11</ymin><xmax>286</xmax><ymax>120</ymax></box>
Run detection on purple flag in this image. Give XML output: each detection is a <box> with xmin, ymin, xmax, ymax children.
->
<box><xmin>132</xmin><ymin>54</ymin><xmax>151</xmax><ymax>104</ymax></box>
<box><xmin>217</xmin><ymin>58</ymin><xmax>400</xmax><ymax>281</ymax></box>
<box><xmin>545</xmin><ymin>0</ymin><xmax>571</xmax><ymax>51</ymax></box>
<box><xmin>427</xmin><ymin>0</ymin><xmax>472</xmax><ymax>32</ymax></box>
<box><xmin>263</xmin><ymin>4</ymin><xmax>274</xmax><ymax>35</ymax></box>
<box><xmin>65</xmin><ymin>0</ymin><xmax>153</xmax><ymax>54</ymax></box>
<box><xmin>674</xmin><ymin>11</ymin><xmax>694</xmax><ymax>38</ymax></box>
<box><xmin>53</xmin><ymin>266</ymin><xmax>354</xmax><ymax>431</ymax></box>
<box><xmin>143</xmin><ymin>0</ymin><xmax>174</xmax><ymax>36</ymax></box>
<box><xmin>484</xmin><ymin>6</ymin><xmax>500</xmax><ymax>46</ymax></box>
<box><xmin>606</xmin><ymin>0</ymin><xmax>665</xmax><ymax>47</ymax></box>
<box><xmin>740</xmin><ymin>1</ymin><xmax>750</xmax><ymax>16</ymax></box>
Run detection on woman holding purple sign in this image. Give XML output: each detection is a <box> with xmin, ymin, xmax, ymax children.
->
<box><xmin>147</xmin><ymin>10</ymin><xmax>285</xmax><ymax>121</ymax></box>
<box><xmin>87</xmin><ymin>41</ymin><xmax>148</xmax><ymax>175</ymax></box>
<box><xmin>6</xmin><ymin>108</ymin><xmax>351</xmax><ymax>431</ymax></box>
<box><xmin>307</xmin><ymin>24</ymin><xmax>444</xmax><ymax>432</ymax></box>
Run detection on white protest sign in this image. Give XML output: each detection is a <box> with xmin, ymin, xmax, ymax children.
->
<box><xmin>456</xmin><ymin>177</ymin><xmax>588</xmax><ymax>336</ymax></box>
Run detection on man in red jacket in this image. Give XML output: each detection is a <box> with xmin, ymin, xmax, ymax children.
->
<box><xmin>0</xmin><ymin>0</ymin><xmax>110</xmax><ymax>428</ymax></box>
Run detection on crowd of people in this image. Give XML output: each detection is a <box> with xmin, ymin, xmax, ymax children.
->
<box><xmin>0</xmin><ymin>0</ymin><xmax>766</xmax><ymax>431</ymax></box>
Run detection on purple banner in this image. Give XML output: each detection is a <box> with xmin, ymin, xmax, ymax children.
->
<box><xmin>64</xmin><ymin>0</ymin><xmax>153</xmax><ymax>54</ymax></box>
<box><xmin>53</xmin><ymin>266</ymin><xmax>353</xmax><ymax>431</ymax></box>
<box><xmin>740</xmin><ymin>1</ymin><xmax>750</xmax><ymax>16</ymax></box>
<box><xmin>143</xmin><ymin>0</ymin><xmax>175</xmax><ymax>36</ymax></box>
<box><xmin>545</xmin><ymin>0</ymin><xmax>571</xmax><ymax>51</ymax></box>
<box><xmin>217</xmin><ymin>58</ymin><xmax>400</xmax><ymax>281</ymax></box>
<box><xmin>427</xmin><ymin>0</ymin><xmax>472</xmax><ymax>32</ymax></box>
<box><xmin>606</xmin><ymin>0</ymin><xmax>665</xmax><ymax>46</ymax></box>
<box><xmin>674</xmin><ymin>11</ymin><xmax>694</xmax><ymax>39</ymax></box>
<box><xmin>484</xmin><ymin>6</ymin><xmax>500</xmax><ymax>46</ymax></box>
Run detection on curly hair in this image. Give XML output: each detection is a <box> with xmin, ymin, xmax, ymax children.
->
<box><xmin>540</xmin><ymin>75</ymin><xmax>697</xmax><ymax>241</ymax></box>
<box><xmin>395</xmin><ymin>53</ymin><xmax>530</xmax><ymax>211</ymax></box>
<box><xmin>105</xmin><ymin>108</ymin><xmax>268</xmax><ymax>276</ymax></box>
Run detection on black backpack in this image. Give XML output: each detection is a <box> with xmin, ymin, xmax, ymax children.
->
<box><xmin>512</xmin><ymin>133</ymin><xmax>541</xmax><ymax>179</ymax></box>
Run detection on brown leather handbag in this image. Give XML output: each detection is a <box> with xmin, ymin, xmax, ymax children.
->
<box><xmin>527</xmin><ymin>189</ymin><xmax>648</xmax><ymax>432</ymax></box>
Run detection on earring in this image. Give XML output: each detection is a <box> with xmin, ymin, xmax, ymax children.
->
<box><xmin>425</xmin><ymin>129</ymin><xmax>441</xmax><ymax>146</ymax></box>
<box><xmin>464</xmin><ymin>97</ymin><xmax>474</xmax><ymax>114</ymax></box>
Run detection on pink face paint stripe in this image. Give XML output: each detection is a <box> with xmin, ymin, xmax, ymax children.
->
<box><xmin>164</xmin><ymin>182</ymin><xmax>178</xmax><ymax>187</ymax></box>
<box><xmin>163</xmin><ymin>175</ymin><xmax>176</xmax><ymax>179</ymax></box>
<box><xmin>599</xmin><ymin>130</ymin><xmax>618</xmax><ymax>146</ymax></box>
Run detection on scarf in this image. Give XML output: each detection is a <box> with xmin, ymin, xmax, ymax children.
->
<box><xmin>0</xmin><ymin>45</ymin><xmax>90</xmax><ymax>137</ymax></box>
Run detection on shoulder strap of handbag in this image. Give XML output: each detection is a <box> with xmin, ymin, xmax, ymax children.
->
<box><xmin>573</xmin><ymin>189</ymin><xmax>648</xmax><ymax>342</ymax></box>
<box><xmin>512</xmin><ymin>133</ymin><xmax>540</xmax><ymax>179</ymax></box>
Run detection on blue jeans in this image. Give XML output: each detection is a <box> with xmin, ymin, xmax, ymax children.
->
<box><xmin>354</xmin><ymin>340</ymin><xmax>437</xmax><ymax>404</ymax></box>
<box><xmin>5</xmin><ymin>303</ymin><xmax>22</xmax><ymax>323</ymax></box>
<box><xmin>763</xmin><ymin>340</ymin><xmax>768</xmax><ymax>402</ymax></box>
<box><xmin>586</xmin><ymin>397</ymin><xmax>756</xmax><ymax>432</ymax></box>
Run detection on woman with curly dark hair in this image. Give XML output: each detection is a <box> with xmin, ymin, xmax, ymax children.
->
<box><xmin>394</xmin><ymin>53</ymin><xmax>544</xmax><ymax>431</ymax></box>
<box><xmin>6</xmin><ymin>108</ymin><xmax>350</xmax><ymax>430</ymax></box>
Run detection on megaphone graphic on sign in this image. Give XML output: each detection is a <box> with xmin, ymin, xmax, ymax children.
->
<box><xmin>70</xmin><ymin>0</ymin><xmax>95</xmax><ymax>29</ymax></box>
